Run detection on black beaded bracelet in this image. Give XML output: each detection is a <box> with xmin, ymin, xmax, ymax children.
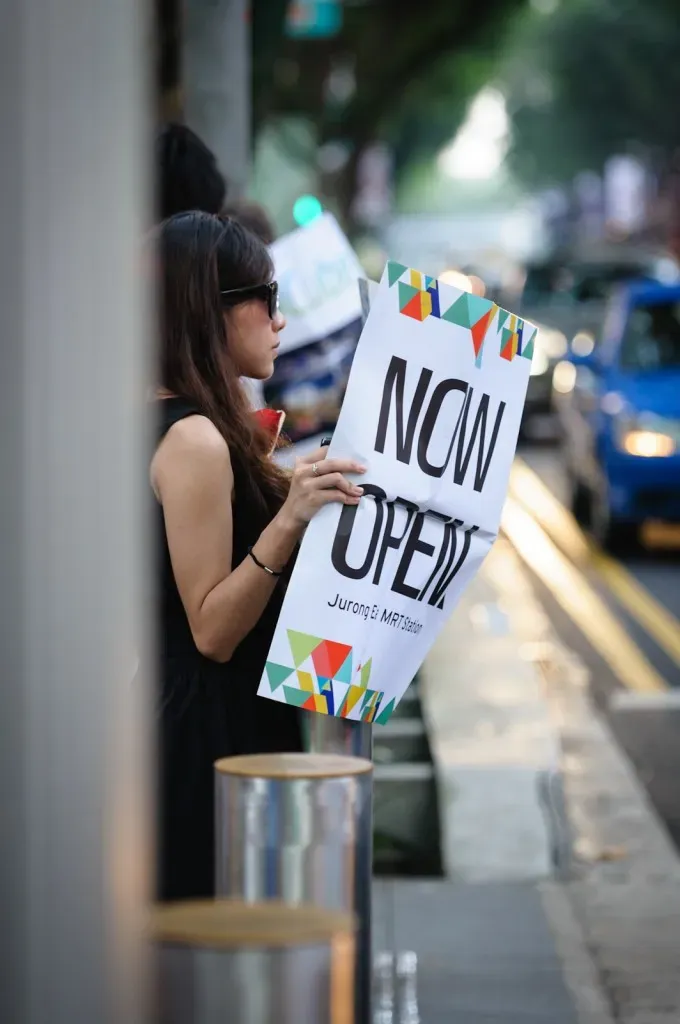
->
<box><xmin>248</xmin><ymin>546</ymin><xmax>284</xmax><ymax>577</ymax></box>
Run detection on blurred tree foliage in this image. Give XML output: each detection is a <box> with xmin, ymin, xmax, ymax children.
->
<box><xmin>502</xmin><ymin>0</ymin><xmax>680</xmax><ymax>187</ymax></box>
<box><xmin>258</xmin><ymin>0</ymin><xmax>526</xmax><ymax>221</ymax></box>
<box><xmin>261</xmin><ymin>0</ymin><xmax>523</xmax><ymax>138</ymax></box>
<box><xmin>156</xmin><ymin>0</ymin><xmax>526</xmax><ymax>221</ymax></box>
<box><xmin>386</xmin><ymin>51</ymin><xmax>499</xmax><ymax>180</ymax></box>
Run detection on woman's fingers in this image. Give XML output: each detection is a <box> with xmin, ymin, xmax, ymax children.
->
<box><xmin>287</xmin><ymin>450</ymin><xmax>367</xmax><ymax>523</ymax></box>
<box><xmin>296</xmin><ymin>449</ymin><xmax>368</xmax><ymax>476</ymax></box>
<box><xmin>316</xmin><ymin>487</ymin><xmax>362</xmax><ymax>506</ymax></box>
<box><xmin>305</xmin><ymin>456</ymin><xmax>367</xmax><ymax>478</ymax></box>
<box><xmin>312</xmin><ymin>471</ymin><xmax>363</xmax><ymax>496</ymax></box>
<box><xmin>296</xmin><ymin>446</ymin><xmax>329</xmax><ymax>467</ymax></box>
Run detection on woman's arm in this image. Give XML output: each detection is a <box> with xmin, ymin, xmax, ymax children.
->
<box><xmin>152</xmin><ymin>415</ymin><xmax>366</xmax><ymax>663</ymax></box>
<box><xmin>153</xmin><ymin>415</ymin><xmax>301</xmax><ymax>662</ymax></box>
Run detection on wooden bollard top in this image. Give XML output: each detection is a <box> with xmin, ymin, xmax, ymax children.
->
<box><xmin>214</xmin><ymin>752</ymin><xmax>373</xmax><ymax>779</ymax></box>
<box><xmin>150</xmin><ymin>899</ymin><xmax>355</xmax><ymax>949</ymax></box>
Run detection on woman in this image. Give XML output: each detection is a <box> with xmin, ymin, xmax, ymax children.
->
<box><xmin>152</xmin><ymin>212</ymin><xmax>366</xmax><ymax>900</ymax></box>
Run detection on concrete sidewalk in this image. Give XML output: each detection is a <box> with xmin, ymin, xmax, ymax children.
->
<box><xmin>422</xmin><ymin>555</ymin><xmax>560</xmax><ymax>883</ymax></box>
<box><xmin>373</xmin><ymin>879</ymin><xmax>591</xmax><ymax>1023</ymax></box>
<box><xmin>380</xmin><ymin>535</ymin><xmax>680</xmax><ymax>1024</ymax></box>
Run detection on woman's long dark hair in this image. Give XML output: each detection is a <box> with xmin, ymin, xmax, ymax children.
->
<box><xmin>158</xmin><ymin>211</ymin><xmax>288</xmax><ymax>509</ymax></box>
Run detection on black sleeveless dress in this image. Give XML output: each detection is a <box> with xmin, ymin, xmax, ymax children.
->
<box><xmin>155</xmin><ymin>397</ymin><xmax>303</xmax><ymax>901</ymax></box>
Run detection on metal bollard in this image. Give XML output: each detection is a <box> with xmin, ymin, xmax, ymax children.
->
<box><xmin>395</xmin><ymin>951</ymin><xmax>420</xmax><ymax>1024</ymax></box>
<box><xmin>215</xmin><ymin>752</ymin><xmax>372</xmax><ymax>912</ymax></box>
<box><xmin>373</xmin><ymin>951</ymin><xmax>395</xmax><ymax>1024</ymax></box>
<box><xmin>304</xmin><ymin>716</ymin><xmax>374</xmax><ymax>1024</ymax></box>
<box><xmin>151</xmin><ymin>900</ymin><xmax>355</xmax><ymax>1024</ymax></box>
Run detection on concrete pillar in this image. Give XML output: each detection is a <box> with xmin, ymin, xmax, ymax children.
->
<box><xmin>183</xmin><ymin>0</ymin><xmax>251</xmax><ymax>196</ymax></box>
<box><xmin>0</xmin><ymin>0</ymin><xmax>152</xmax><ymax>1021</ymax></box>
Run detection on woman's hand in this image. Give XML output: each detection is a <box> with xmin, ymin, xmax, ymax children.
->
<box><xmin>276</xmin><ymin>446</ymin><xmax>367</xmax><ymax>532</ymax></box>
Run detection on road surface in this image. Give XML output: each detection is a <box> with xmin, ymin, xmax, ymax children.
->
<box><xmin>505</xmin><ymin>437</ymin><xmax>680</xmax><ymax>848</ymax></box>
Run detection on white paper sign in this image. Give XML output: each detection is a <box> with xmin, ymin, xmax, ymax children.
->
<box><xmin>258</xmin><ymin>262</ymin><xmax>535</xmax><ymax>724</ymax></box>
<box><xmin>272</xmin><ymin>212</ymin><xmax>365</xmax><ymax>354</ymax></box>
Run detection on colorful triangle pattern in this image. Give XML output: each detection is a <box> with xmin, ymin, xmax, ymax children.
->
<box><xmin>339</xmin><ymin>685</ymin><xmax>365</xmax><ymax>717</ymax></box>
<box><xmin>520</xmin><ymin>325</ymin><xmax>537</xmax><ymax>360</ymax></box>
<box><xmin>265</xmin><ymin>662</ymin><xmax>294</xmax><ymax>691</ymax></box>
<box><xmin>398</xmin><ymin>281</ymin><xmax>419</xmax><ymax>311</ymax></box>
<box><xmin>283</xmin><ymin>686</ymin><xmax>311</xmax><ymax>708</ymax></box>
<box><xmin>466</xmin><ymin>292</ymin><xmax>494</xmax><ymax>323</ymax></box>
<box><xmin>312</xmin><ymin>639</ymin><xmax>353</xmax><ymax>680</ymax></box>
<box><xmin>387</xmin><ymin>261</ymin><xmax>408</xmax><ymax>287</ymax></box>
<box><xmin>427</xmin><ymin>281</ymin><xmax>441</xmax><ymax>318</ymax></box>
<box><xmin>335</xmin><ymin>650</ymin><xmax>353</xmax><ymax>683</ymax></box>
<box><xmin>297</xmin><ymin>670</ymin><xmax>314</xmax><ymax>692</ymax></box>
<box><xmin>392</xmin><ymin>270</ymin><xmax>528</xmax><ymax>368</ymax></box>
<box><xmin>375</xmin><ymin>698</ymin><xmax>396</xmax><ymax>725</ymax></box>
<box><xmin>500</xmin><ymin>313</ymin><xmax>522</xmax><ymax>361</ymax></box>
<box><xmin>497</xmin><ymin>309</ymin><xmax>510</xmax><ymax>332</ymax></box>
<box><xmin>360</xmin><ymin>658</ymin><xmax>372</xmax><ymax>687</ymax></box>
<box><xmin>442</xmin><ymin>293</ymin><xmax>475</xmax><ymax>328</ymax></box>
<box><xmin>288</xmin><ymin>629</ymin><xmax>323</xmax><ymax>667</ymax></box>
<box><xmin>267</xmin><ymin>631</ymin><xmax>388</xmax><ymax>723</ymax></box>
<box><xmin>471</xmin><ymin>304</ymin><xmax>496</xmax><ymax>358</ymax></box>
<box><xmin>401</xmin><ymin>289</ymin><xmax>432</xmax><ymax>322</ymax></box>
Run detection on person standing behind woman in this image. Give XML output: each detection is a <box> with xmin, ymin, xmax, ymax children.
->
<box><xmin>155</xmin><ymin>122</ymin><xmax>227</xmax><ymax>220</ymax></box>
<box><xmin>152</xmin><ymin>212</ymin><xmax>366</xmax><ymax>900</ymax></box>
<box><xmin>222</xmin><ymin>198</ymin><xmax>277</xmax><ymax>245</ymax></box>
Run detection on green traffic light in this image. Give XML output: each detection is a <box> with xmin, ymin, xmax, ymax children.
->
<box><xmin>293</xmin><ymin>194</ymin><xmax>324</xmax><ymax>226</ymax></box>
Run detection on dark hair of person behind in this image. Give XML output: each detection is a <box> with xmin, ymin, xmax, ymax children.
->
<box><xmin>158</xmin><ymin>211</ymin><xmax>288</xmax><ymax>508</ymax></box>
<box><xmin>156</xmin><ymin>123</ymin><xmax>227</xmax><ymax>220</ymax></box>
<box><xmin>222</xmin><ymin>199</ymin><xmax>277</xmax><ymax>245</ymax></box>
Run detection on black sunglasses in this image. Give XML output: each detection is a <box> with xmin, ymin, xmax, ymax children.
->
<box><xmin>220</xmin><ymin>280</ymin><xmax>279</xmax><ymax>319</ymax></box>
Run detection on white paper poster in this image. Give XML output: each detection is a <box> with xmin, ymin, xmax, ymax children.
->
<box><xmin>272</xmin><ymin>212</ymin><xmax>366</xmax><ymax>355</ymax></box>
<box><xmin>263</xmin><ymin>213</ymin><xmax>366</xmax><ymax>444</ymax></box>
<box><xmin>258</xmin><ymin>262</ymin><xmax>535</xmax><ymax>724</ymax></box>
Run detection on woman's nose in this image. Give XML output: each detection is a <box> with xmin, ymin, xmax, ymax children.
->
<box><xmin>273</xmin><ymin>310</ymin><xmax>286</xmax><ymax>333</ymax></box>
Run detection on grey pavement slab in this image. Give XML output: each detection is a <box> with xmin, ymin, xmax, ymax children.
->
<box><xmin>421</xmin><ymin>565</ymin><xmax>559</xmax><ymax>882</ymax></box>
<box><xmin>374</xmin><ymin>879</ymin><xmax>580</xmax><ymax>1024</ymax></box>
<box><xmin>395</xmin><ymin>533</ymin><xmax>680</xmax><ymax>1022</ymax></box>
<box><xmin>490</xmin><ymin>539</ymin><xmax>680</xmax><ymax>1023</ymax></box>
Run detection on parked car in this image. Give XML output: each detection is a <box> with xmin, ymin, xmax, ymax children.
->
<box><xmin>553</xmin><ymin>281</ymin><xmax>680</xmax><ymax>551</ymax></box>
<box><xmin>519</xmin><ymin>255</ymin><xmax>662</xmax><ymax>433</ymax></box>
<box><xmin>522</xmin><ymin>321</ymin><xmax>569</xmax><ymax>430</ymax></box>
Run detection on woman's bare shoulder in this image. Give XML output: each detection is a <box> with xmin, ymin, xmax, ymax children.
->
<box><xmin>163</xmin><ymin>414</ymin><xmax>228</xmax><ymax>455</ymax></box>
<box><xmin>152</xmin><ymin>414</ymin><xmax>232</xmax><ymax>495</ymax></box>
